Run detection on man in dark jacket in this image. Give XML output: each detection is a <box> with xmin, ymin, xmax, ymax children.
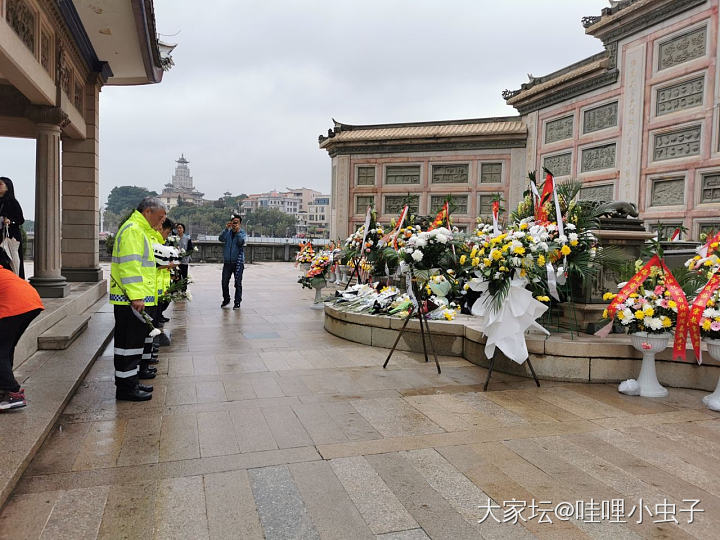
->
<box><xmin>218</xmin><ymin>214</ymin><xmax>246</xmax><ymax>309</ymax></box>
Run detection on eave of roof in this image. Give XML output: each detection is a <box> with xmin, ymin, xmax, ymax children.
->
<box><xmin>319</xmin><ymin>117</ymin><xmax>526</xmax><ymax>148</ymax></box>
<box><xmin>505</xmin><ymin>57</ymin><xmax>609</xmax><ymax>106</ymax></box>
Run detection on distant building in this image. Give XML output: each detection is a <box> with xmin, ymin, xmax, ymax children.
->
<box><xmin>160</xmin><ymin>155</ymin><xmax>205</xmax><ymax>208</ymax></box>
<box><xmin>241</xmin><ymin>187</ymin><xmax>326</xmax><ymax>237</ymax></box>
<box><xmin>307</xmin><ymin>195</ymin><xmax>331</xmax><ymax>238</ymax></box>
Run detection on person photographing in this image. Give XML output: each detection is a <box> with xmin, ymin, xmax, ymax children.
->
<box><xmin>219</xmin><ymin>214</ymin><xmax>246</xmax><ymax>309</ymax></box>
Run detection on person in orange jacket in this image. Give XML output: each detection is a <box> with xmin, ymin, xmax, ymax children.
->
<box><xmin>0</xmin><ymin>265</ymin><xmax>43</xmax><ymax>410</ymax></box>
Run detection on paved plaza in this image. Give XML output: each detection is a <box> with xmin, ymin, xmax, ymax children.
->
<box><xmin>2</xmin><ymin>263</ymin><xmax>720</xmax><ymax>539</ymax></box>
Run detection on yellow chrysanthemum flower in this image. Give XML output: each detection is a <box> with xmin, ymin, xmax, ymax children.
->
<box><xmin>560</xmin><ymin>244</ymin><xmax>571</xmax><ymax>256</ymax></box>
<box><xmin>520</xmin><ymin>223</ymin><xmax>528</xmax><ymax>230</ymax></box>
<box><xmin>644</xmin><ymin>307</ymin><xmax>654</xmax><ymax>317</ymax></box>
<box><xmin>635</xmin><ymin>310</ymin><xmax>645</xmax><ymax>320</ymax></box>
<box><xmin>491</xmin><ymin>250</ymin><xmax>502</xmax><ymax>261</ymax></box>
<box><xmin>471</xmin><ymin>257</ymin><xmax>480</xmax><ymax>267</ymax></box>
<box><xmin>459</xmin><ymin>255</ymin><xmax>467</xmax><ymax>265</ymax></box>
<box><xmin>617</xmin><ymin>311</ymin><xmax>625</xmax><ymax>320</ymax></box>
<box><xmin>602</xmin><ymin>309</ymin><xmax>608</xmax><ymax>319</ymax></box>
<box><xmin>662</xmin><ymin>317</ymin><xmax>672</xmax><ymax>328</ymax></box>
<box><xmin>702</xmin><ymin>319</ymin><xmax>712</xmax><ymax>331</ymax></box>
<box><xmin>483</xmin><ymin>258</ymin><xmax>492</xmax><ymax>267</ymax></box>
<box><xmin>537</xmin><ymin>255</ymin><xmax>546</xmax><ymax>266</ymax></box>
<box><xmin>470</xmin><ymin>247</ymin><xmax>478</xmax><ymax>258</ymax></box>
<box><xmin>667</xmin><ymin>300</ymin><xmax>677</xmax><ymax>309</ymax></box>
<box><xmin>513</xmin><ymin>246</ymin><xmax>526</xmax><ymax>255</ymax></box>
<box><xmin>570</xmin><ymin>240</ymin><xmax>578</xmax><ymax>246</ymax></box>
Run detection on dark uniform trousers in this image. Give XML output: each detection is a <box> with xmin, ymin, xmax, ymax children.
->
<box><xmin>113</xmin><ymin>305</ymin><xmax>147</xmax><ymax>391</ymax></box>
<box><xmin>141</xmin><ymin>305</ymin><xmax>157</xmax><ymax>371</ymax></box>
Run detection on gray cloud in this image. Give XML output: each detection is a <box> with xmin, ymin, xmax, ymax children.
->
<box><xmin>1</xmin><ymin>0</ymin><xmax>606</xmax><ymax>219</ymax></box>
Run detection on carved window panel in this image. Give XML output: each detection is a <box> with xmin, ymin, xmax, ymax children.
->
<box><xmin>355</xmin><ymin>195</ymin><xmax>375</xmax><ymax>214</ymax></box>
<box><xmin>581</xmin><ymin>143</ymin><xmax>616</xmax><ymax>172</ymax></box>
<box><xmin>480</xmin><ymin>163</ymin><xmax>502</xmax><ymax>184</ymax></box>
<box><xmin>699</xmin><ymin>222</ymin><xmax>720</xmax><ymax>239</ymax></box>
<box><xmin>653</xmin><ymin>125</ymin><xmax>701</xmax><ymax>161</ymax></box>
<box><xmin>6</xmin><ymin>0</ymin><xmax>36</xmax><ymax>53</ymax></box>
<box><xmin>385</xmin><ymin>195</ymin><xmax>419</xmax><ymax>215</ymax></box>
<box><xmin>545</xmin><ymin>116</ymin><xmax>573</xmax><ymax>144</ymax></box>
<box><xmin>656</xmin><ymin>76</ymin><xmax>704</xmax><ymax>116</ymax></box>
<box><xmin>74</xmin><ymin>76</ymin><xmax>84</xmax><ymax>112</ymax></box>
<box><xmin>583</xmin><ymin>102</ymin><xmax>618</xmax><ymax>134</ymax></box>
<box><xmin>478</xmin><ymin>194</ymin><xmax>501</xmax><ymax>216</ymax></box>
<box><xmin>579</xmin><ymin>184</ymin><xmax>614</xmax><ymax>202</ymax></box>
<box><xmin>40</xmin><ymin>28</ymin><xmax>51</xmax><ymax>74</ymax></box>
<box><xmin>61</xmin><ymin>66</ymin><xmax>72</xmax><ymax>98</ymax></box>
<box><xmin>431</xmin><ymin>164</ymin><xmax>468</xmax><ymax>184</ymax></box>
<box><xmin>701</xmin><ymin>174</ymin><xmax>720</xmax><ymax>203</ymax></box>
<box><xmin>649</xmin><ymin>222</ymin><xmax>683</xmax><ymax>239</ymax></box>
<box><xmin>386</xmin><ymin>165</ymin><xmax>421</xmax><ymax>185</ymax></box>
<box><xmin>658</xmin><ymin>26</ymin><xmax>706</xmax><ymax>71</ymax></box>
<box><xmin>430</xmin><ymin>195</ymin><xmax>468</xmax><ymax>214</ymax></box>
<box><xmin>542</xmin><ymin>152</ymin><xmax>572</xmax><ymax>177</ymax></box>
<box><xmin>650</xmin><ymin>177</ymin><xmax>685</xmax><ymax>206</ymax></box>
<box><xmin>356</xmin><ymin>166</ymin><xmax>375</xmax><ymax>186</ymax></box>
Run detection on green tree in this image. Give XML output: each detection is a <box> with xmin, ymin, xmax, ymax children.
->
<box><xmin>244</xmin><ymin>208</ymin><xmax>297</xmax><ymax>237</ymax></box>
<box><xmin>106</xmin><ymin>186</ymin><xmax>158</xmax><ymax>215</ymax></box>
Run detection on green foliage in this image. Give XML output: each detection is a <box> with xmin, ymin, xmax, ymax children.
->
<box><xmin>106</xmin><ymin>186</ymin><xmax>158</xmax><ymax>215</ymax></box>
<box><xmin>244</xmin><ymin>208</ymin><xmax>297</xmax><ymax>237</ymax></box>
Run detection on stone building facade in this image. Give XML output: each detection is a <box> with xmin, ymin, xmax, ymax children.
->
<box><xmin>0</xmin><ymin>0</ymin><xmax>172</xmax><ymax>296</ymax></box>
<box><xmin>320</xmin><ymin>0</ymin><xmax>720</xmax><ymax>241</ymax></box>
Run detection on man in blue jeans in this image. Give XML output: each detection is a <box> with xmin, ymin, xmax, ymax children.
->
<box><xmin>219</xmin><ymin>214</ymin><xmax>246</xmax><ymax>309</ymax></box>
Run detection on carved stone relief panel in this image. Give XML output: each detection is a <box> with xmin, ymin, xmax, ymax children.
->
<box><xmin>430</xmin><ymin>195</ymin><xmax>468</xmax><ymax>214</ymax></box>
<box><xmin>658</xmin><ymin>26</ymin><xmax>706</xmax><ymax>70</ymax></box>
<box><xmin>701</xmin><ymin>174</ymin><xmax>720</xmax><ymax>203</ymax></box>
<box><xmin>579</xmin><ymin>184</ymin><xmax>614</xmax><ymax>202</ymax></box>
<box><xmin>480</xmin><ymin>163</ymin><xmax>502</xmax><ymax>184</ymax></box>
<box><xmin>431</xmin><ymin>164</ymin><xmax>468</xmax><ymax>184</ymax></box>
<box><xmin>581</xmin><ymin>143</ymin><xmax>616</xmax><ymax>172</ymax></box>
<box><xmin>699</xmin><ymin>222</ymin><xmax>720</xmax><ymax>238</ymax></box>
<box><xmin>656</xmin><ymin>76</ymin><xmax>704</xmax><ymax>116</ymax></box>
<box><xmin>356</xmin><ymin>166</ymin><xmax>375</xmax><ymax>186</ymax></box>
<box><xmin>478</xmin><ymin>194</ymin><xmax>497</xmax><ymax>216</ymax></box>
<box><xmin>355</xmin><ymin>195</ymin><xmax>375</xmax><ymax>214</ymax></box>
<box><xmin>74</xmin><ymin>77</ymin><xmax>83</xmax><ymax>112</ymax></box>
<box><xmin>6</xmin><ymin>0</ymin><xmax>36</xmax><ymax>53</ymax></box>
<box><xmin>653</xmin><ymin>125</ymin><xmax>701</xmax><ymax>161</ymax></box>
<box><xmin>40</xmin><ymin>29</ymin><xmax>51</xmax><ymax>73</ymax></box>
<box><xmin>385</xmin><ymin>195</ymin><xmax>419</xmax><ymax>215</ymax></box>
<box><xmin>545</xmin><ymin>116</ymin><xmax>573</xmax><ymax>144</ymax></box>
<box><xmin>583</xmin><ymin>102</ymin><xmax>618</xmax><ymax>134</ymax></box>
<box><xmin>542</xmin><ymin>152</ymin><xmax>572</xmax><ymax>176</ymax></box>
<box><xmin>61</xmin><ymin>66</ymin><xmax>72</xmax><ymax>98</ymax></box>
<box><xmin>386</xmin><ymin>165</ymin><xmax>421</xmax><ymax>185</ymax></box>
<box><xmin>650</xmin><ymin>177</ymin><xmax>685</xmax><ymax>206</ymax></box>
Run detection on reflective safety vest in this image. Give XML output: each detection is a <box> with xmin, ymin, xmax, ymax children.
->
<box><xmin>109</xmin><ymin>210</ymin><xmax>157</xmax><ymax>305</ymax></box>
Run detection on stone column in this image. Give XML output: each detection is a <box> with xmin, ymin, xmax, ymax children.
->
<box><xmin>61</xmin><ymin>83</ymin><xmax>102</xmax><ymax>282</ymax></box>
<box><xmin>28</xmin><ymin>107</ymin><xmax>70</xmax><ymax>297</ymax></box>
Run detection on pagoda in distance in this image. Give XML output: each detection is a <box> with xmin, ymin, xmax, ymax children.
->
<box><xmin>160</xmin><ymin>154</ymin><xmax>205</xmax><ymax>208</ymax></box>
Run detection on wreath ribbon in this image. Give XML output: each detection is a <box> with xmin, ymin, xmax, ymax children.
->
<box><xmin>687</xmin><ymin>270</ymin><xmax>720</xmax><ymax>365</ymax></box>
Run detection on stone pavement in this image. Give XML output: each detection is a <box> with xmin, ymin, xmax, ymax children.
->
<box><xmin>2</xmin><ymin>262</ymin><xmax>720</xmax><ymax>539</ymax></box>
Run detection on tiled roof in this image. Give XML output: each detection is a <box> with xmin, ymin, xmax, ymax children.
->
<box><xmin>319</xmin><ymin>119</ymin><xmax>526</xmax><ymax>147</ymax></box>
<box><xmin>505</xmin><ymin>58</ymin><xmax>608</xmax><ymax>105</ymax></box>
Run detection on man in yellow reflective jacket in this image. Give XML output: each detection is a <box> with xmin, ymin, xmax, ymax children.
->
<box><xmin>110</xmin><ymin>197</ymin><xmax>166</xmax><ymax>401</ymax></box>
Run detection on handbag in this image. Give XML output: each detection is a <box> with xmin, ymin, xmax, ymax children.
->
<box><xmin>0</xmin><ymin>222</ymin><xmax>20</xmax><ymax>274</ymax></box>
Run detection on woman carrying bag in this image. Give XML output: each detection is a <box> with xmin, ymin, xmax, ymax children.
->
<box><xmin>0</xmin><ymin>177</ymin><xmax>25</xmax><ymax>278</ymax></box>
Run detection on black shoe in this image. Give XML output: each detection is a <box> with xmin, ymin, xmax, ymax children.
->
<box><xmin>116</xmin><ymin>388</ymin><xmax>152</xmax><ymax>401</ymax></box>
<box><xmin>138</xmin><ymin>384</ymin><xmax>154</xmax><ymax>392</ymax></box>
<box><xmin>138</xmin><ymin>369</ymin><xmax>157</xmax><ymax>379</ymax></box>
<box><xmin>161</xmin><ymin>316</ymin><xmax>170</xmax><ymax>323</ymax></box>
<box><xmin>233</xmin><ymin>303</ymin><xmax>241</xmax><ymax>310</ymax></box>
<box><xmin>148</xmin><ymin>358</ymin><xmax>159</xmax><ymax>364</ymax></box>
<box><xmin>145</xmin><ymin>366</ymin><xmax>157</xmax><ymax>373</ymax></box>
<box><xmin>221</xmin><ymin>299</ymin><xmax>230</xmax><ymax>308</ymax></box>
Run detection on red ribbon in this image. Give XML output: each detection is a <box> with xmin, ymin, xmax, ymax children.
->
<box><xmin>492</xmin><ymin>201</ymin><xmax>499</xmax><ymax>220</ymax></box>
<box><xmin>605</xmin><ymin>255</ymin><xmax>689</xmax><ymax>360</ymax></box>
<box><xmin>688</xmin><ymin>271</ymin><xmax>720</xmax><ymax>364</ymax></box>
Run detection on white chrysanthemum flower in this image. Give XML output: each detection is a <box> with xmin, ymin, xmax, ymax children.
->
<box><xmin>569</xmin><ymin>232</ymin><xmax>579</xmax><ymax>242</ymax></box>
<box><xmin>646</xmin><ymin>317</ymin><xmax>663</xmax><ymax>331</ymax></box>
<box><xmin>435</xmin><ymin>233</ymin><xmax>448</xmax><ymax>244</ymax></box>
<box><xmin>414</xmin><ymin>237</ymin><xmax>427</xmax><ymax>248</ymax></box>
<box><xmin>411</xmin><ymin>249</ymin><xmax>424</xmax><ymax>262</ymax></box>
<box><xmin>621</xmin><ymin>309</ymin><xmax>634</xmax><ymax>324</ymax></box>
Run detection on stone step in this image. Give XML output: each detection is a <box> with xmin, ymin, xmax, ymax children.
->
<box><xmin>37</xmin><ymin>315</ymin><xmax>90</xmax><ymax>350</ymax></box>
<box><xmin>0</xmin><ymin>296</ymin><xmax>113</xmax><ymax>510</ymax></box>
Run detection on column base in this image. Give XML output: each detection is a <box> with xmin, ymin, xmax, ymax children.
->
<box><xmin>29</xmin><ymin>276</ymin><xmax>71</xmax><ymax>298</ymax></box>
<box><xmin>61</xmin><ymin>267</ymin><xmax>103</xmax><ymax>282</ymax></box>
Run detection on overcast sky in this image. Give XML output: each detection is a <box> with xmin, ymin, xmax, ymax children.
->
<box><xmin>1</xmin><ymin>0</ymin><xmax>609</xmax><ymax>220</ymax></box>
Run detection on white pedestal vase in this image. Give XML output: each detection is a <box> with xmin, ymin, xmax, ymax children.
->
<box><xmin>334</xmin><ymin>267</ymin><xmax>342</xmax><ymax>285</ymax></box>
<box><xmin>310</xmin><ymin>278</ymin><xmax>327</xmax><ymax>309</ymax></box>
<box><xmin>339</xmin><ymin>265</ymin><xmax>349</xmax><ymax>284</ymax></box>
<box><xmin>620</xmin><ymin>332</ymin><xmax>671</xmax><ymax>398</ymax></box>
<box><xmin>702</xmin><ymin>339</ymin><xmax>720</xmax><ymax>411</ymax></box>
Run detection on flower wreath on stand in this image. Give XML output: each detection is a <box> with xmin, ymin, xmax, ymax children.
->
<box><xmin>298</xmin><ymin>251</ymin><xmax>332</xmax><ymax>290</ymax></box>
<box><xmin>295</xmin><ymin>242</ymin><xmax>315</xmax><ymax>265</ymax></box>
